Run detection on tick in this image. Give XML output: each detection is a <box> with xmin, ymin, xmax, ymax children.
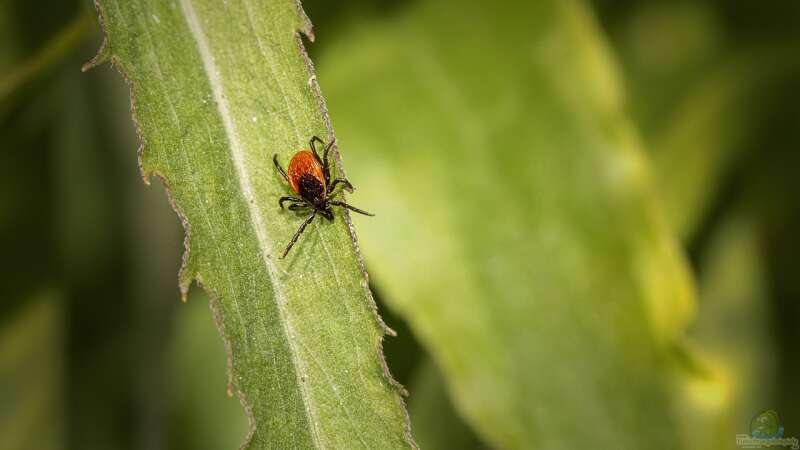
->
<box><xmin>273</xmin><ymin>136</ymin><xmax>374</xmax><ymax>258</ymax></box>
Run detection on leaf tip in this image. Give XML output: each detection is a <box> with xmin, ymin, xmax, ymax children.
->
<box><xmin>294</xmin><ymin>0</ymin><xmax>315</xmax><ymax>42</ymax></box>
<box><xmin>81</xmin><ymin>46</ymin><xmax>109</xmax><ymax>72</ymax></box>
<box><xmin>82</xmin><ymin>0</ymin><xmax>110</xmax><ymax>72</ymax></box>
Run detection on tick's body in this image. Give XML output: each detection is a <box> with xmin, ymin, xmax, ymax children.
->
<box><xmin>274</xmin><ymin>136</ymin><xmax>373</xmax><ymax>258</ymax></box>
<box><xmin>287</xmin><ymin>151</ymin><xmax>327</xmax><ymax>206</ymax></box>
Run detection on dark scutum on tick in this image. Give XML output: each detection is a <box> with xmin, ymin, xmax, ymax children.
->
<box><xmin>297</xmin><ymin>173</ymin><xmax>325</xmax><ymax>205</ymax></box>
<box><xmin>273</xmin><ymin>136</ymin><xmax>374</xmax><ymax>258</ymax></box>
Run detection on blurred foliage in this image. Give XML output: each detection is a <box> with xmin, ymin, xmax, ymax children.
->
<box><xmin>605</xmin><ymin>2</ymin><xmax>800</xmax><ymax>241</ymax></box>
<box><xmin>320</xmin><ymin>0</ymin><xmax>697</xmax><ymax>448</ymax></box>
<box><xmin>1</xmin><ymin>0</ymin><xmax>799</xmax><ymax>449</ymax></box>
<box><xmin>685</xmin><ymin>207</ymin><xmax>774</xmax><ymax>448</ymax></box>
<box><xmin>0</xmin><ymin>293</ymin><xmax>63</xmax><ymax>450</ymax></box>
<box><xmin>171</xmin><ymin>290</ymin><xmax>249</xmax><ymax>450</ymax></box>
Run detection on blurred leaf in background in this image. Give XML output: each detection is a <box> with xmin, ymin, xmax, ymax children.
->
<box><xmin>320</xmin><ymin>0</ymin><xmax>701</xmax><ymax>448</ymax></box>
<box><xmin>319</xmin><ymin>0</ymin><xmax>800</xmax><ymax>448</ymax></box>
<box><xmin>604</xmin><ymin>1</ymin><xmax>800</xmax><ymax>241</ymax></box>
<box><xmin>171</xmin><ymin>290</ymin><xmax>249</xmax><ymax>450</ymax></box>
<box><xmin>685</xmin><ymin>207</ymin><xmax>774</xmax><ymax>447</ymax></box>
<box><xmin>597</xmin><ymin>0</ymin><xmax>800</xmax><ymax>439</ymax></box>
<box><xmin>1</xmin><ymin>2</ymin><xmax>190</xmax><ymax>449</ymax></box>
<box><xmin>0</xmin><ymin>293</ymin><xmax>63</xmax><ymax>450</ymax></box>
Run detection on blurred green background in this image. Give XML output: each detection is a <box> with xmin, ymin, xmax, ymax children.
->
<box><xmin>1</xmin><ymin>0</ymin><xmax>798</xmax><ymax>449</ymax></box>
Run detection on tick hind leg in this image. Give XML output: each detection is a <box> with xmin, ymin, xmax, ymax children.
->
<box><xmin>281</xmin><ymin>210</ymin><xmax>317</xmax><ymax>258</ymax></box>
<box><xmin>330</xmin><ymin>200</ymin><xmax>374</xmax><ymax>216</ymax></box>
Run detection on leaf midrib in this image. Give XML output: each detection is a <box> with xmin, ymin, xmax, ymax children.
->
<box><xmin>178</xmin><ymin>0</ymin><xmax>322</xmax><ymax>446</ymax></box>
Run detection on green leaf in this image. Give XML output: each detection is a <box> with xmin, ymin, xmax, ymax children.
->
<box><xmin>319</xmin><ymin>0</ymin><xmax>702</xmax><ymax>448</ymax></box>
<box><xmin>86</xmin><ymin>1</ymin><xmax>414</xmax><ymax>448</ymax></box>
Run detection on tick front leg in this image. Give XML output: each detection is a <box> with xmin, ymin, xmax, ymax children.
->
<box><xmin>322</xmin><ymin>138</ymin><xmax>335</xmax><ymax>183</ymax></box>
<box><xmin>309</xmin><ymin>136</ymin><xmax>325</xmax><ymax>163</ymax></box>
<box><xmin>310</xmin><ymin>135</ymin><xmax>335</xmax><ymax>184</ymax></box>
<box><xmin>329</xmin><ymin>200</ymin><xmax>374</xmax><ymax>216</ymax></box>
<box><xmin>279</xmin><ymin>196</ymin><xmax>303</xmax><ymax>209</ymax></box>
<box><xmin>273</xmin><ymin>154</ymin><xmax>289</xmax><ymax>183</ymax></box>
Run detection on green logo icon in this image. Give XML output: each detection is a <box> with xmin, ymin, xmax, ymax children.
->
<box><xmin>737</xmin><ymin>410</ymin><xmax>798</xmax><ymax>448</ymax></box>
<box><xmin>751</xmin><ymin>410</ymin><xmax>785</xmax><ymax>439</ymax></box>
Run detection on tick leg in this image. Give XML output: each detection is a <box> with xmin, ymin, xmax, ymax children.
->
<box><xmin>309</xmin><ymin>136</ymin><xmax>325</xmax><ymax>163</ymax></box>
<box><xmin>310</xmin><ymin>135</ymin><xmax>333</xmax><ymax>183</ymax></box>
<box><xmin>330</xmin><ymin>200</ymin><xmax>374</xmax><ymax>216</ymax></box>
<box><xmin>322</xmin><ymin>138</ymin><xmax>335</xmax><ymax>183</ymax></box>
<box><xmin>310</xmin><ymin>135</ymin><xmax>334</xmax><ymax>184</ymax></box>
<box><xmin>288</xmin><ymin>203</ymin><xmax>310</xmax><ymax>211</ymax></box>
<box><xmin>279</xmin><ymin>196</ymin><xmax>303</xmax><ymax>209</ymax></box>
<box><xmin>273</xmin><ymin>154</ymin><xmax>289</xmax><ymax>183</ymax></box>
<box><xmin>281</xmin><ymin>210</ymin><xmax>317</xmax><ymax>258</ymax></box>
<box><xmin>328</xmin><ymin>177</ymin><xmax>354</xmax><ymax>193</ymax></box>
